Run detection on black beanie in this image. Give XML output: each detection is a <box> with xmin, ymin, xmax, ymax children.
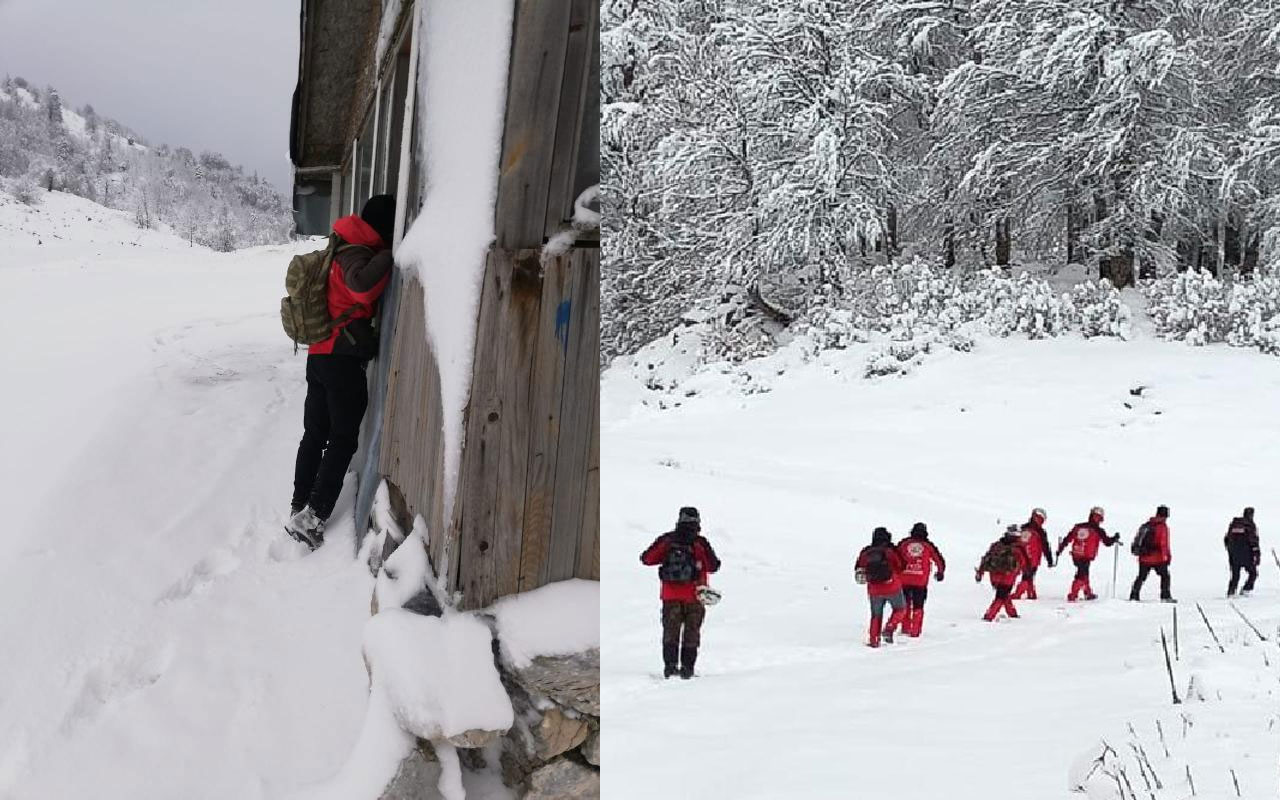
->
<box><xmin>872</xmin><ymin>527</ymin><xmax>892</xmax><ymax>546</ymax></box>
<box><xmin>677</xmin><ymin>507</ymin><xmax>700</xmax><ymax>525</ymax></box>
<box><xmin>1157</xmin><ymin>505</ymin><xmax>1170</xmax><ymax>518</ymax></box>
<box><xmin>1244</xmin><ymin>507</ymin><xmax>1255</xmax><ymax>519</ymax></box>
<box><xmin>910</xmin><ymin>522</ymin><xmax>928</xmax><ymax>538</ymax></box>
<box><xmin>360</xmin><ymin>194</ymin><xmax>397</xmax><ymax>248</ymax></box>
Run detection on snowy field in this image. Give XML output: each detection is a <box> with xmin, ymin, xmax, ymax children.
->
<box><xmin>0</xmin><ymin>191</ymin><xmax>375</xmax><ymax>798</ymax></box>
<box><xmin>602</xmin><ymin>326</ymin><xmax>1280</xmax><ymax>798</ymax></box>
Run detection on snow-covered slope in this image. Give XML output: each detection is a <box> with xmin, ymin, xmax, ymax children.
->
<box><xmin>0</xmin><ymin>190</ymin><xmax>374</xmax><ymax>798</ymax></box>
<box><xmin>602</xmin><ymin>332</ymin><xmax>1280</xmax><ymax>799</ymax></box>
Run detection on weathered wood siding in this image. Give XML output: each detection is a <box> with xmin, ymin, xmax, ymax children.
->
<box><xmin>379</xmin><ymin>247</ymin><xmax>599</xmax><ymax>609</ymax></box>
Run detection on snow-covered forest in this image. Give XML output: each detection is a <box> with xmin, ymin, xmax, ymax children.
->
<box><xmin>601</xmin><ymin>0</ymin><xmax>1280</xmax><ymax>360</ymax></box>
<box><xmin>0</xmin><ymin>75</ymin><xmax>293</xmax><ymax>250</ymax></box>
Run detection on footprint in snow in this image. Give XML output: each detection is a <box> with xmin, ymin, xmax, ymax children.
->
<box><xmin>58</xmin><ymin>641</ymin><xmax>176</xmax><ymax>736</ymax></box>
<box><xmin>156</xmin><ymin>546</ymin><xmax>242</xmax><ymax>603</ymax></box>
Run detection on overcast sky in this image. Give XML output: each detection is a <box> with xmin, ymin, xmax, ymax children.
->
<box><xmin>0</xmin><ymin>0</ymin><xmax>300</xmax><ymax>195</ymax></box>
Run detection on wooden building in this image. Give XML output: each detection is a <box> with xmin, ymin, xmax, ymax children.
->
<box><xmin>290</xmin><ymin>0</ymin><xmax>599</xmax><ymax>610</ymax></box>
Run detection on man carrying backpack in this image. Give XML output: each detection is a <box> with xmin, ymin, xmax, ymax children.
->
<box><xmin>975</xmin><ymin>525</ymin><xmax>1029</xmax><ymax>621</ymax></box>
<box><xmin>1056</xmin><ymin>506</ymin><xmax>1120</xmax><ymax>601</ymax></box>
<box><xmin>640</xmin><ymin>507</ymin><xmax>722</xmax><ymax>678</ymax></box>
<box><xmin>284</xmin><ymin>195</ymin><xmax>396</xmax><ymax>549</ymax></box>
<box><xmin>1224</xmin><ymin>507</ymin><xmax>1260</xmax><ymax>597</ymax></box>
<box><xmin>856</xmin><ymin>527</ymin><xmax>909</xmax><ymax>647</ymax></box>
<box><xmin>1129</xmin><ymin>505</ymin><xmax>1175</xmax><ymax>603</ymax></box>
<box><xmin>895</xmin><ymin>522</ymin><xmax>946</xmax><ymax>637</ymax></box>
<box><xmin>1012</xmin><ymin>507</ymin><xmax>1054</xmax><ymax>600</ymax></box>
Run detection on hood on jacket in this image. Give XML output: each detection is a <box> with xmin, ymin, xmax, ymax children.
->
<box><xmin>333</xmin><ymin>214</ymin><xmax>386</xmax><ymax>250</ymax></box>
<box><xmin>871</xmin><ymin>527</ymin><xmax>893</xmax><ymax>547</ymax></box>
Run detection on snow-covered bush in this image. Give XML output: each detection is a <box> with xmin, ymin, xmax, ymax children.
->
<box><xmin>1069</xmin><ymin>280</ymin><xmax>1133</xmax><ymax>339</ymax></box>
<box><xmin>620</xmin><ymin>259</ymin><xmax>1132</xmax><ymax>392</ymax></box>
<box><xmin>10</xmin><ymin>174</ymin><xmax>41</xmax><ymax>205</ymax></box>
<box><xmin>1145</xmin><ymin>270</ymin><xmax>1280</xmax><ymax>354</ymax></box>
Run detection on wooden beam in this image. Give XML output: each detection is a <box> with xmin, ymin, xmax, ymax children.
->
<box><xmin>542</xmin><ymin>0</ymin><xmax>597</xmax><ymax>238</ymax></box>
<box><xmin>494</xmin><ymin>0</ymin><xmax>573</xmax><ymax>249</ymax></box>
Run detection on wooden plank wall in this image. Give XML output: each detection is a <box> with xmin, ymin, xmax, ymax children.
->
<box><xmin>378</xmin><ymin>248</ymin><xmax>600</xmax><ymax>609</ymax></box>
<box><xmin>377</xmin><ymin>274</ymin><xmax>448</xmax><ymax>564</ymax></box>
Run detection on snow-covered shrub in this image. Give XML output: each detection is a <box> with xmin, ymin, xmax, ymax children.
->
<box><xmin>1069</xmin><ymin>280</ymin><xmax>1133</xmax><ymax>339</ymax></box>
<box><xmin>10</xmin><ymin>174</ymin><xmax>41</xmax><ymax>205</ymax></box>
<box><xmin>1145</xmin><ymin>270</ymin><xmax>1280</xmax><ymax>354</ymax></box>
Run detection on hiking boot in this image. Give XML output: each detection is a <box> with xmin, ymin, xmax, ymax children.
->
<box><xmin>663</xmin><ymin>665</ymin><xmax>678</xmax><ymax>679</ymax></box>
<box><xmin>882</xmin><ymin>629</ymin><xmax>895</xmax><ymax>644</ymax></box>
<box><xmin>1160</xmin><ymin>597</ymin><xmax>1177</xmax><ymax>604</ymax></box>
<box><xmin>285</xmin><ymin>506</ymin><xmax>326</xmax><ymax>550</ymax></box>
<box><xmin>1084</xmin><ymin>592</ymin><xmax>1098</xmax><ymax>601</ymax></box>
<box><xmin>1241</xmin><ymin>590</ymin><xmax>1253</xmax><ymax>598</ymax></box>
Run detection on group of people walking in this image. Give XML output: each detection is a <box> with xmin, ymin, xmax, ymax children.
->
<box><xmin>855</xmin><ymin>505</ymin><xmax>1263</xmax><ymax>648</ymax></box>
<box><xmin>638</xmin><ymin>504</ymin><xmax>1263</xmax><ymax>672</ymax></box>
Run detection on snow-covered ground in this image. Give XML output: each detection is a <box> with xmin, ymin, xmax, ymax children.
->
<box><xmin>0</xmin><ymin>190</ymin><xmax>374</xmax><ymax>798</ymax></box>
<box><xmin>602</xmin><ymin>326</ymin><xmax>1280</xmax><ymax>798</ymax></box>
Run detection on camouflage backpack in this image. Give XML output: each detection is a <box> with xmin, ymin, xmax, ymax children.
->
<box><xmin>982</xmin><ymin>541</ymin><xmax>1019</xmax><ymax>573</ymax></box>
<box><xmin>280</xmin><ymin>234</ymin><xmax>369</xmax><ymax>352</ymax></box>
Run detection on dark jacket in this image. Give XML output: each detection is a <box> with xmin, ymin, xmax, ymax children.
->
<box><xmin>309</xmin><ymin>214</ymin><xmax>393</xmax><ymax>359</ymax></box>
<box><xmin>1225</xmin><ymin>517</ymin><xmax>1260</xmax><ymax>565</ymax></box>
<box><xmin>640</xmin><ymin>524</ymin><xmax>721</xmax><ymax>602</ymax></box>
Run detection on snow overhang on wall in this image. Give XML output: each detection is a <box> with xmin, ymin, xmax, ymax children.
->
<box><xmin>394</xmin><ymin>0</ymin><xmax>515</xmax><ymax>527</ymax></box>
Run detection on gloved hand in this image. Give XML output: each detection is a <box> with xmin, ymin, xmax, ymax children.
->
<box><xmin>935</xmin><ymin>572</ymin><xmax>945</xmax><ymax>582</ymax></box>
<box><xmin>974</xmin><ymin>571</ymin><xmax>982</xmax><ymax>583</ymax></box>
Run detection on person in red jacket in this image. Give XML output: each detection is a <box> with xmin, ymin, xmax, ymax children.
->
<box><xmin>1055</xmin><ymin>506</ymin><xmax>1120</xmax><ymax>601</ymax></box>
<box><xmin>1012</xmin><ymin>508</ymin><xmax>1055</xmax><ymax>600</ymax></box>
<box><xmin>640</xmin><ymin>507</ymin><xmax>722</xmax><ymax>678</ymax></box>
<box><xmin>856</xmin><ymin>527</ymin><xmax>908</xmax><ymax>647</ymax></box>
<box><xmin>286</xmin><ymin>195</ymin><xmax>396</xmax><ymax>549</ymax></box>
<box><xmin>895</xmin><ymin>522</ymin><xmax>946</xmax><ymax>637</ymax></box>
<box><xmin>976</xmin><ymin>526</ymin><xmax>1030</xmax><ymax>620</ymax></box>
<box><xmin>1130</xmin><ymin>505</ymin><xmax>1175</xmax><ymax>602</ymax></box>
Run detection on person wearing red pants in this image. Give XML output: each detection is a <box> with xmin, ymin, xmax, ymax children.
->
<box><xmin>895</xmin><ymin>522</ymin><xmax>946</xmax><ymax>637</ymax></box>
<box><xmin>855</xmin><ymin>527</ymin><xmax>908</xmax><ymax>647</ymax></box>
<box><xmin>975</xmin><ymin>526</ymin><xmax>1029</xmax><ymax>621</ymax></box>
<box><xmin>1011</xmin><ymin>508</ymin><xmax>1055</xmax><ymax>600</ymax></box>
<box><xmin>1055</xmin><ymin>506</ymin><xmax>1120</xmax><ymax>601</ymax></box>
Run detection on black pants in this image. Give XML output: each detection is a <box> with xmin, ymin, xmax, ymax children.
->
<box><xmin>903</xmin><ymin>585</ymin><xmax>929</xmax><ymax>609</ymax></box>
<box><xmin>1130</xmin><ymin>563</ymin><xmax>1171</xmax><ymax>600</ymax></box>
<box><xmin>1228</xmin><ymin>557</ymin><xmax>1258</xmax><ymax>595</ymax></box>
<box><xmin>1021</xmin><ymin>565</ymin><xmax>1039</xmax><ymax>583</ymax></box>
<box><xmin>292</xmin><ymin>354</ymin><xmax>369</xmax><ymax>519</ymax></box>
<box><xmin>1074</xmin><ymin>559</ymin><xmax>1092</xmax><ymax>582</ymax></box>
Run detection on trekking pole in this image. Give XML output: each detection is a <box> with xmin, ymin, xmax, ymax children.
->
<box><xmin>1161</xmin><ymin>628</ymin><xmax>1182</xmax><ymax>704</ymax></box>
<box><xmin>1195</xmin><ymin>603</ymin><xmax>1226</xmax><ymax>653</ymax></box>
<box><xmin>1111</xmin><ymin>546</ymin><xmax>1119</xmax><ymax>598</ymax></box>
<box><xmin>1173</xmin><ymin>605</ymin><xmax>1179</xmax><ymax>661</ymax></box>
<box><xmin>1230</xmin><ymin>602</ymin><xmax>1268</xmax><ymax>642</ymax></box>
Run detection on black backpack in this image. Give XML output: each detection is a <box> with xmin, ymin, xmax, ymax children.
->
<box><xmin>1131</xmin><ymin>522</ymin><xmax>1159</xmax><ymax>556</ymax></box>
<box><xmin>659</xmin><ymin>539</ymin><xmax>698</xmax><ymax>583</ymax></box>
<box><xmin>864</xmin><ymin>547</ymin><xmax>893</xmax><ymax>583</ymax></box>
<box><xmin>1227</xmin><ymin>519</ymin><xmax>1250</xmax><ymax>540</ymax></box>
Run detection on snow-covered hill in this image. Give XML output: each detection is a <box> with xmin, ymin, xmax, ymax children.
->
<box><xmin>602</xmin><ymin>330</ymin><xmax>1280</xmax><ymax>798</ymax></box>
<box><xmin>0</xmin><ymin>190</ymin><xmax>375</xmax><ymax>798</ymax></box>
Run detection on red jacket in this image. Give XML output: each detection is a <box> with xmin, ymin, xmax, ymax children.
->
<box><xmin>976</xmin><ymin>538</ymin><xmax>1028</xmax><ymax>587</ymax></box>
<box><xmin>308</xmin><ymin>215</ymin><xmax>392</xmax><ymax>355</ymax></box>
<box><xmin>1018</xmin><ymin>520</ymin><xmax>1054</xmax><ymax>568</ymax></box>
<box><xmin>1059</xmin><ymin>522</ymin><xmax>1117</xmax><ymax>562</ymax></box>
<box><xmin>895</xmin><ymin>536</ymin><xmax>946</xmax><ymax>587</ymax></box>
<box><xmin>1138</xmin><ymin>518</ymin><xmax>1171</xmax><ymax>566</ymax></box>
<box><xmin>640</xmin><ymin>532</ymin><xmax>721</xmax><ymax>602</ymax></box>
<box><xmin>855</xmin><ymin>545</ymin><xmax>906</xmax><ymax>597</ymax></box>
